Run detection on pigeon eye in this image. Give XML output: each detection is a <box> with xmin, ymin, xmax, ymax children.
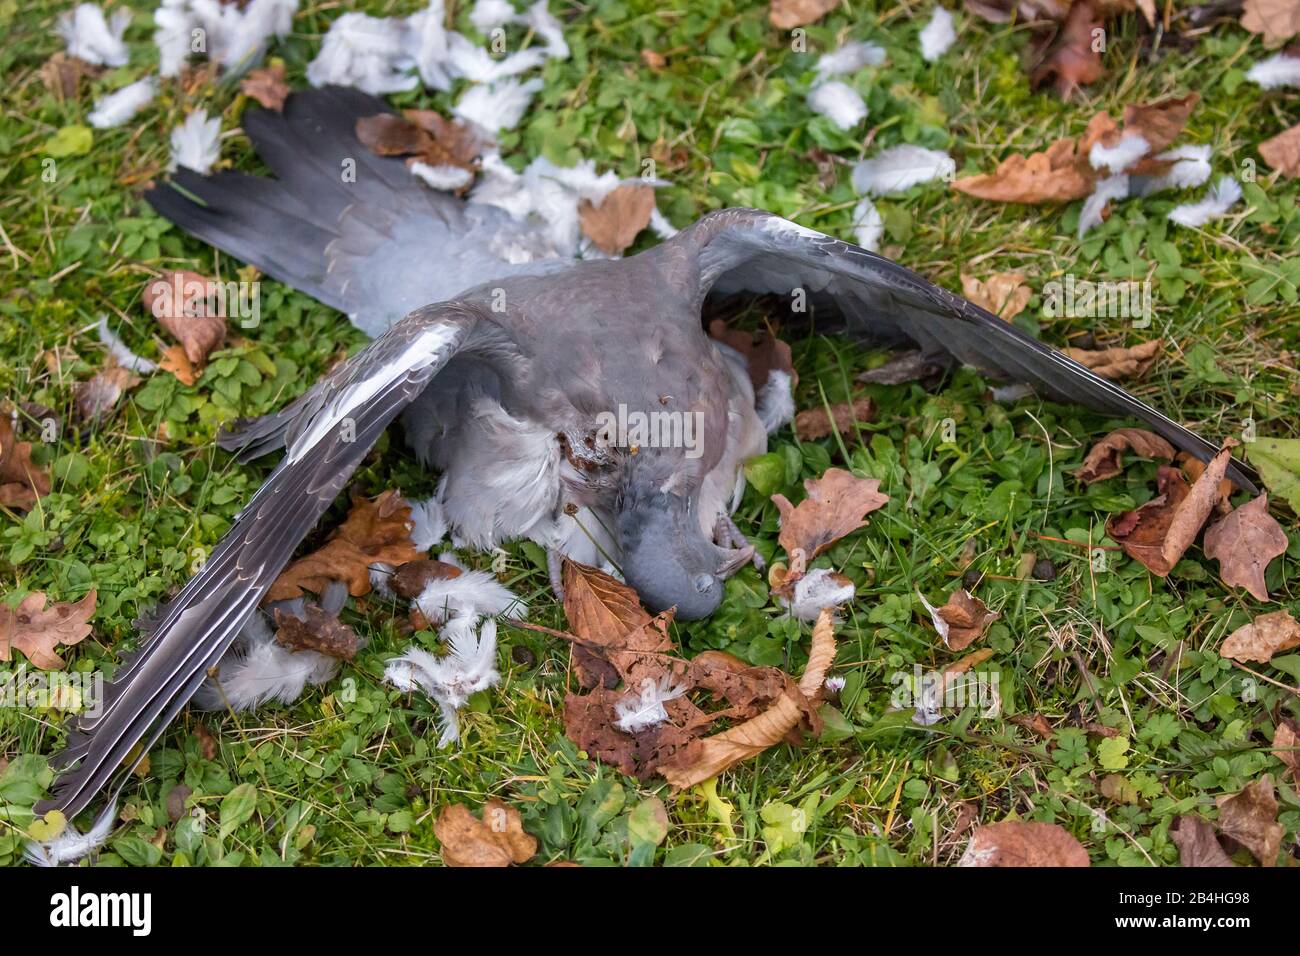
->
<box><xmin>692</xmin><ymin>573</ymin><xmax>715</xmax><ymax>594</ymax></box>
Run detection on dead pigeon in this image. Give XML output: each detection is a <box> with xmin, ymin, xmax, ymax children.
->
<box><xmin>40</xmin><ymin>87</ymin><xmax>1255</xmax><ymax>820</ymax></box>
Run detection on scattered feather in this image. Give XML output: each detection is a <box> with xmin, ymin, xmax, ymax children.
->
<box><xmin>306</xmin><ymin>12</ymin><xmax>420</xmax><ymax>94</ymax></box>
<box><xmin>410</xmin><ymin>161</ymin><xmax>475</xmax><ymax>191</ymax></box>
<box><xmin>406</xmin><ymin>496</ymin><xmax>448</xmax><ymax>552</ymax></box>
<box><xmin>1130</xmin><ymin>144</ymin><xmax>1212</xmax><ymax>196</ymax></box>
<box><xmin>1168</xmin><ymin>176</ymin><xmax>1242</xmax><ymax>228</ymax></box>
<box><xmin>453</xmin><ymin>76</ymin><xmax>543</xmax><ymax>134</ymax></box>
<box><xmin>777</xmin><ymin>567</ymin><xmax>855</xmax><ymax>621</ymax></box>
<box><xmin>412</xmin><ymin>558</ymin><xmax>527</xmax><ymax>625</ymax></box>
<box><xmin>384</xmin><ymin>619</ymin><xmax>501</xmax><ymax>746</ymax></box>
<box><xmin>405</xmin><ymin>0</ymin><xmax>453</xmax><ymax>90</ymax></box>
<box><xmin>808</xmin><ymin>80</ymin><xmax>867</xmax><ymax>130</ymax></box>
<box><xmin>757</xmin><ymin>369</ymin><xmax>796</xmax><ymax>434</ymax></box>
<box><xmin>850</xmin><ymin>195</ymin><xmax>884</xmax><ymax>251</ymax></box>
<box><xmin>447</xmin><ymin>32</ymin><xmax>547</xmax><ymax>83</ymax></box>
<box><xmin>195</xmin><ymin>608</ymin><xmax>344</xmax><ymax>711</ymax></box>
<box><xmin>919</xmin><ymin>7</ymin><xmax>957</xmax><ymax>63</ymax></box>
<box><xmin>517</xmin><ymin>0</ymin><xmax>569</xmax><ymax>60</ymax></box>
<box><xmin>615</xmin><ymin>674</ymin><xmax>687</xmax><ymax>733</ymax></box>
<box><xmin>56</xmin><ymin>3</ymin><xmax>131</xmax><ymax>67</ymax></box>
<box><xmin>1089</xmin><ymin>132</ymin><xmax>1149</xmax><ymax>173</ymax></box>
<box><xmin>852</xmin><ymin>145</ymin><xmax>955</xmax><ymax>196</ymax></box>
<box><xmin>169</xmin><ymin>108</ymin><xmax>222</xmax><ymax>173</ymax></box>
<box><xmin>96</xmin><ymin>316</ymin><xmax>157</xmax><ymax>373</ymax></box>
<box><xmin>815</xmin><ymin>40</ymin><xmax>886</xmax><ymax>78</ymax></box>
<box><xmin>88</xmin><ymin>76</ymin><xmax>156</xmax><ymax>129</ymax></box>
<box><xmin>1077</xmin><ymin>173</ymin><xmax>1129</xmax><ymax>239</ymax></box>
<box><xmin>471</xmin><ymin>0</ymin><xmax>516</xmax><ymax>32</ymax></box>
<box><xmin>189</xmin><ymin>0</ymin><xmax>298</xmax><ymax>73</ymax></box>
<box><xmin>1247</xmin><ymin>54</ymin><xmax>1300</xmax><ymax>90</ymax></box>
<box><xmin>154</xmin><ymin>0</ymin><xmax>197</xmax><ymax>77</ymax></box>
<box><xmin>24</xmin><ymin>802</ymin><xmax>117</xmax><ymax>867</ymax></box>
<box><xmin>649</xmin><ymin>205</ymin><xmax>678</xmax><ymax>239</ymax></box>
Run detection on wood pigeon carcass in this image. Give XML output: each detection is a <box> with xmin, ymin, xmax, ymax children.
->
<box><xmin>39</xmin><ymin>86</ymin><xmax>1255</xmax><ymax>819</ymax></box>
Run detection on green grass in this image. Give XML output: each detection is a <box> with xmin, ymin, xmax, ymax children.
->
<box><xmin>0</xmin><ymin>0</ymin><xmax>1297</xmax><ymax>866</ymax></box>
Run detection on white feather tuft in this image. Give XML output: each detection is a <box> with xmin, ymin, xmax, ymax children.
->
<box><xmin>852</xmin><ymin>145</ymin><xmax>955</xmax><ymax>196</ymax></box>
<box><xmin>850</xmin><ymin>195</ymin><xmax>884</xmax><ymax>251</ymax></box>
<box><xmin>1246</xmin><ymin>54</ymin><xmax>1300</xmax><ymax>90</ymax></box>
<box><xmin>517</xmin><ymin>0</ymin><xmax>569</xmax><ymax>60</ymax></box>
<box><xmin>412</xmin><ymin>565</ymin><xmax>526</xmax><ymax>625</ymax></box>
<box><xmin>1131</xmin><ymin>144</ymin><xmax>1212</xmax><ymax>196</ymax></box>
<box><xmin>384</xmin><ymin>619</ymin><xmax>501</xmax><ymax>747</ymax></box>
<box><xmin>453</xmin><ymin>76</ymin><xmax>543</xmax><ymax>134</ymax></box>
<box><xmin>24</xmin><ymin>801</ymin><xmax>118</xmax><ymax>867</ymax></box>
<box><xmin>649</xmin><ymin>206</ymin><xmax>678</xmax><ymax>239</ymax></box>
<box><xmin>405</xmin><ymin>495</ymin><xmax>448</xmax><ymax>552</ymax></box>
<box><xmin>169</xmin><ymin>108</ymin><xmax>222</xmax><ymax>174</ymax></box>
<box><xmin>778</xmin><ymin>567</ymin><xmax>855</xmax><ymax>621</ymax></box>
<box><xmin>614</xmin><ymin>674</ymin><xmax>686</xmax><ymax>733</ymax></box>
<box><xmin>919</xmin><ymin>7</ymin><xmax>957</xmax><ymax>63</ymax></box>
<box><xmin>1077</xmin><ymin>173</ymin><xmax>1129</xmax><ymax>239</ymax></box>
<box><xmin>88</xmin><ymin>76</ymin><xmax>157</xmax><ymax>129</ymax></box>
<box><xmin>807</xmin><ymin>80</ymin><xmax>867</xmax><ymax>130</ymax></box>
<box><xmin>57</xmin><ymin>3</ymin><xmax>132</xmax><ymax>67</ymax></box>
<box><xmin>404</xmin><ymin>0</ymin><xmax>454</xmax><ymax>91</ymax></box>
<box><xmin>195</xmin><ymin>611</ymin><xmax>343</xmax><ymax>712</ymax></box>
<box><xmin>756</xmin><ymin>369</ymin><xmax>796</xmax><ymax>434</ymax></box>
<box><xmin>1168</xmin><ymin>176</ymin><xmax>1242</xmax><ymax>228</ymax></box>
<box><xmin>815</xmin><ymin>40</ymin><xmax>886</xmax><ymax>78</ymax></box>
<box><xmin>96</xmin><ymin>316</ymin><xmax>158</xmax><ymax>373</ymax></box>
<box><xmin>471</xmin><ymin>0</ymin><xmax>516</xmax><ymax>31</ymax></box>
<box><xmin>410</xmin><ymin>161</ymin><xmax>475</xmax><ymax>191</ymax></box>
<box><xmin>447</xmin><ymin>31</ymin><xmax>547</xmax><ymax>83</ymax></box>
<box><xmin>306</xmin><ymin>12</ymin><xmax>420</xmax><ymax>94</ymax></box>
<box><xmin>1089</xmin><ymin>132</ymin><xmax>1149</xmax><ymax>173</ymax></box>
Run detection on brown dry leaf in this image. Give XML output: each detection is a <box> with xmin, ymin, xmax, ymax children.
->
<box><xmin>1241</xmin><ymin>0</ymin><xmax>1300</xmax><ymax>44</ymax></box>
<box><xmin>0</xmin><ymin>590</ymin><xmax>96</xmax><ymax>670</ymax></box>
<box><xmin>41</xmin><ymin>52</ymin><xmax>98</xmax><ymax>101</ymax></box>
<box><xmin>769</xmin><ymin>0</ymin><xmax>839</xmax><ymax>30</ymax></box>
<box><xmin>1159</xmin><ymin>440</ymin><xmax>1235</xmax><ymax>570</ymax></box>
<box><xmin>924</xmin><ymin>589</ymin><xmax>1000</xmax><ymax>651</ymax></box>
<box><xmin>1076</xmin><ymin>428</ymin><xmax>1176</xmax><ymax>484</ymax></box>
<box><xmin>657</xmin><ymin>615</ymin><xmax>835</xmax><ymax>787</ymax></box>
<box><xmin>158</xmin><ymin>344</ymin><xmax>198</xmax><ymax>386</ymax></box>
<box><xmin>640</xmin><ymin>49</ymin><xmax>666</xmax><ymax>71</ymax></box>
<box><xmin>1030</xmin><ymin>0</ymin><xmax>1106</xmax><ymax>100</ymax></box>
<box><xmin>961</xmin><ymin>271</ymin><xmax>1032</xmax><ymax>320</ymax></box>
<box><xmin>958</xmin><ymin>820</ymin><xmax>1090</xmax><ymax>867</ymax></box>
<box><xmin>772</xmin><ymin>468</ymin><xmax>889</xmax><ymax>577</ymax></box>
<box><xmin>708</xmin><ymin>320</ymin><xmax>797</xmax><ymax>392</ymax></box>
<box><xmin>562</xmin><ymin>558</ymin><xmax>672</xmax><ymax>689</ymax></box>
<box><xmin>1111</xmin><ymin>94</ymin><xmax>1200</xmax><ymax>156</ymax></box>
<box><xmin>1176</xmin><ymin>452</ymin><xmax>1235</xmax><ymax>513</ymax></box>
<box><xmin>1259</xmin><ymin>123</ymin><xmax>1300</xmax><ymax>178</ymax></box>
<box><xmin>143</xmin><ymin>271</ymin><xmax>228</xmax><ymax>367</ymax></box>
<box><xmin>794</xmin><ymin>396</ymin><xmax>876</xmax><ymax>441</ymax></box>
<box><xmin>1106</xmin><ymin>465</ymin><xmax>1191</xmax><ymax>576</ymax></box>
<box><xmin>1272</xmin><ymin>720</ymin><xmax>1299</xmax><ymax>785</ymax></box>
<box><xmin>273</xmin><ymin>604</ymin><xmax>360</xmax><ymax>660</ymax></box>
<box><xmin>1169</xmin><ymin>816</ymin><xmax>1237</xmax><ymax>867</ymax></box>
<box><xmin>1012</xmin><ymin>712</ymin><xmax>1056</xmax><ymax>739</ymax></box>
<box><xmin>434</xmin><ymin>800</ymin><xmax>538</xmax><ymax>867</ymax></box>
<box><xmin>0</xmin><ymin>414</ymin><xmax>53</xmax><ymax>511</ymax></box>
<box><xmin>1220</xmin><ymin>609</ymin><xmax>1300</xmax><ymax>664</ymax></box>
<box><xmin>356</xmin><ymin>111</ymin><xmax>482</xmax><ymax>184</ymax></box>
<box><xmin>1062</xmin><ymin>338</ymin><xmax>1161</xmax><ymax>379</ymax></box>
<box><xmin>356</xmin><ymin>112</ymin><xmax>435</xmax><ymax>156</ymax></box>
<box><xmin>268</xmin><ymin>491</ymin><xmax>422</xmax><ymax>601</ymax></box>
<box><xmin>194</xmin><ymin>723</ymin><xmax>218</xmax><ymax>761</ymax></box>
<box><xmin>388</xmin><ymin>558</ymin><xmax>462</xmax><ymax>599</ymax></box>
<box><xmin>240</xmin><ymin>63</ymin><xmax>290</xmax><ymax>111</ymax></box>
<box><xmin>579</xmin><ymin>183</ymin><xmax>657</xmax><ymax>255</ymax></box>
<box><xmin>1215</xmin><ymin>776</ymin><xmax>1283</xmax><ymax>866</ymax></box>
<box><xmin>952</xmin><ymin>134</ymin><xmax>1097</xmax><ymax>204</ymax></box>
<box><xmin>75</xmin><ymin>364</ymin><xmax>140</xmax><ymax>423</ymax></box>
<box><xmin>1203</xmin><ymin>494</ymin><xmax>1287</xmax><ymax>601</ymax></box>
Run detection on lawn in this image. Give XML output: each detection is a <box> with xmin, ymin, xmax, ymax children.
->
<box><xmin>0</xmin><ymin>0</ymin><xmax>1297</xmax><ymax>867</ymax></box>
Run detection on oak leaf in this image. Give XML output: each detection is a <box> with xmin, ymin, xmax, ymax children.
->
<box><xmin>1203</xmin><ymin>494</ymin><xmax>1288</xmax><ymax>601</ymax></box>
<box><xmin>1220</xmin><ymin>609</ymin><xmax>1300</xmax><ymax>664</ymax></box>
<box><xmin>794</xmin><ymin>396</ymin><xmax>875</xmax><ymax>441</ymax></box>
<box><xmin>772</xmin><ymin>468</ymin><xmax>889</xmax><ymax>577</ymax></box>
<box><xmin>268</xmin><ymin>491</ymin><xmax>422</xmax><ymax>601</ymax></box>
<box><xmin>1076</xmin><ymin>427</ymin><xmax>1175</xmax><ymax>484</ymax></box>
<box><xmin>961</xmin><ymin>271</ymin><xmax>1032</xmax><ymax>320</ymax></box>
<box><xmin>768</xmin><ymin>0</ymin><xmax>838</xmax><ymax>30</ymax></box>
<box><xmin>1215</xmin><ymin>776</ymin><xmax>1283</xmax><ymax>866</ymax></box>
<box><xmin>434</xmin><ymin>800</ymin><xmax>537</xmax><ymax>867</ymax></box>
<box><xmin>579</xmin><ymin>183</ymin><xmax>656</xmax><ymax>255</ymax></box>
<box><xmin>0</xmin><ymin>590</ymin><xmax>96</xmax><ymax>670</ymax></box>
<box><xmin>959</xmin><ymin>820</ymin><xmax>1090</xmax><ymax>866</ymax></box>
<box><xmin>1062</xmin><ymin>338</ymin><xmax>1161</xmax><ymax>379</ymax></box>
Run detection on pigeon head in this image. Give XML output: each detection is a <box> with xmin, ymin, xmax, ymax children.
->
<box><xmin>616</xmin><ymin>488</ymin><xmax>725</xmax><ymax>620</ymax></box>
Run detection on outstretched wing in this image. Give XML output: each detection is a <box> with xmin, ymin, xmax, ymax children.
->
<box><xmin>693</xmin><ymin>208</ymin><xmax>1257</xmax><ymax>492</ymax></box>
<box><xmin>39</xmin><ymin>303</ymin><xmax>481</xmax><ymax>820</ymax></box>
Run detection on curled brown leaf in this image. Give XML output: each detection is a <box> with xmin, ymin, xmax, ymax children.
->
<box><xmin>1076</xmin><ymin>427</ymin><xmax>1176</xmax><ymax>484</ymax></box>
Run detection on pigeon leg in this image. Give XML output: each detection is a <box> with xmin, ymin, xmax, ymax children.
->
<box><xmin>713</xmin><ymin>514</ymin><xmax>765</xmax><ymax>576</ymax></box>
